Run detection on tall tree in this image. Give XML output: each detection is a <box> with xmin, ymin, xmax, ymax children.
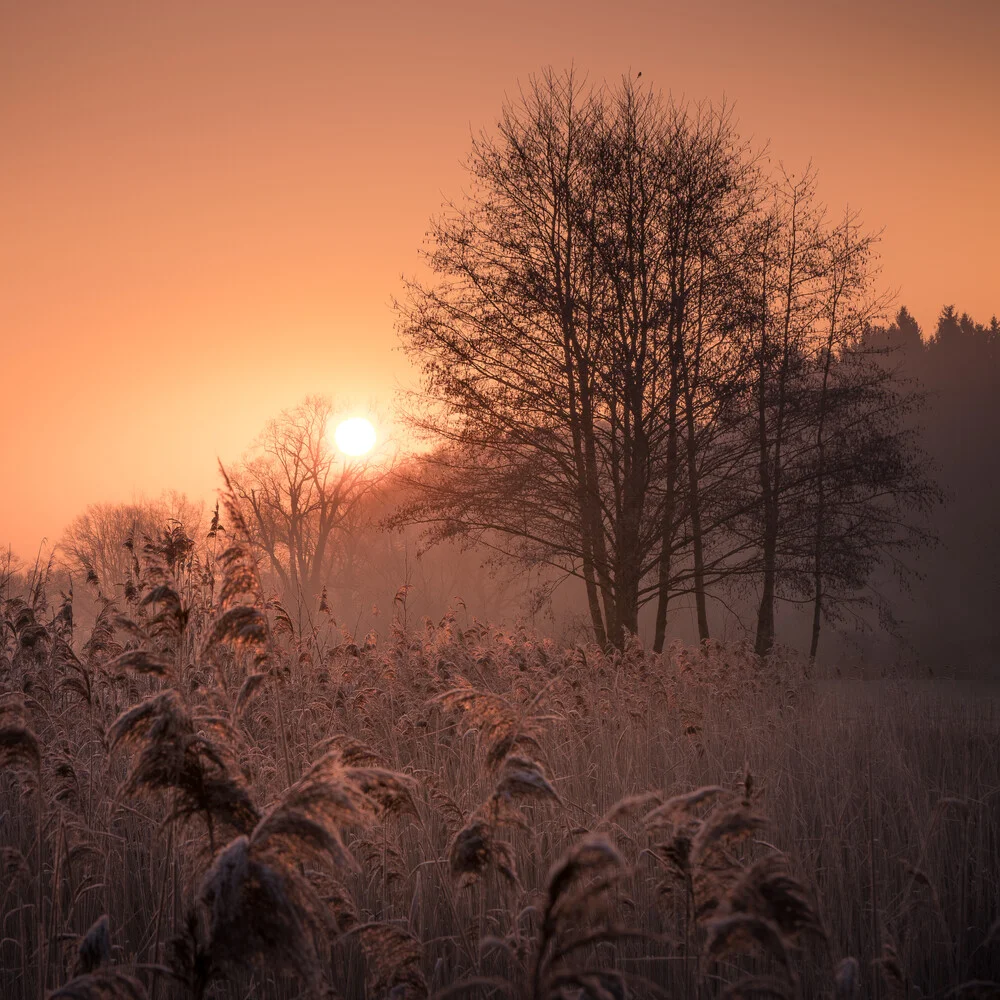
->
<box><xmin>732</xmin><ymin>200</ymin><xmax>937</xmax><ymax>659</ymax></box>
<box><xmin>397</xmin><ymin>70</ymin><xmax>937</xmax><ymax>658</ymax></box>
<box><xmin>738</xmin><ymin>169</ymin><xmax>830</xmax><ymax>656</ymax></box>
<box><xmin>396</xmin><ymin>72</ymin><xmax>755</xmax><ymax>649</ymax></box>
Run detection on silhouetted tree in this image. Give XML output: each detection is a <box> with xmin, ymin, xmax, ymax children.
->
<box><xmin>732</xmin><ymin>169</ymin><xmax>833</xmax><ymax>656</ymax></box>
<box><xmin>790</xmin><ymin>212</ymin><xmax>934</xmax><ymax>659</ymax></box>
<box><xmin>397</xmin><ymin>71</ymin><xmax>757</xmax><ymax>649</ymax></box>
<box><xmin>397</xmin><ymin>69</ymin><xmax>941</xmax><ymax>659</ymax></box>
<box><xmin>60</xmin><ymin>494</ymin><xmax>201</xmax><ymax>599</ymax></box>
<box><xmin>221</xmin><ymin>396</ymin><xmax>384</xmax><ymax>620</ymax></box>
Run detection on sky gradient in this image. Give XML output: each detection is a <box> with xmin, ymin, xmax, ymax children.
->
<box><xmin>2</xmin><ymin>0</ymin><xmax>998</xmax><ymax>558</ymax></box>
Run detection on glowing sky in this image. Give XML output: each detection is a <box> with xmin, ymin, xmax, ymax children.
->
<box><xmin>2</xmin><ymin>0</ymin><xmax>998</xmax><ymax>557</ymax></box>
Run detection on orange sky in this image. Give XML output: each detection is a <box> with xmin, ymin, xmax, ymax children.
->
<box><xmin>2</xmin><ymin>0</ymin><xmax>998</xmax><ymax>559</ymax></box>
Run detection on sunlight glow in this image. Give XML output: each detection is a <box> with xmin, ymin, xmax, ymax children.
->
<box><xmin>331</xmin><ymin>416</ymin><xmax>377</xmax><ymax>457</ymax></box>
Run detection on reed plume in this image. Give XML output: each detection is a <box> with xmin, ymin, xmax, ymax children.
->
<box><xmin>834</xmin><ymin>956</ymin><xmax>860</xmax><ymax>1000</ymax></box>
<box><xmin>0</xmin><ymin>691</ymin><xmax>41</xmax><ymax>772</ymax></box>
<box><xmin>355</xmin><ymin>922</ymin><xmax>428</xmax><ymax>999</ymax></box>
<box><xmin>109</xmin><ymin>688</ymin><xmax>259</xmax><ymax>844</ymax></box>
<box><xmin>171</xmin><ymin>747</ymin><xmax>418</xmax><ymax>997</ymax></box>
<box><xmin>532</xmin><ymin>835</ymin><xmax>635</xmax><ymax>1000</ymax></box>
<box><xmin>72</xmin><ymin>914</ymin><xmax>112</xmax><ymax>976</ymax></box>
<box><xmin>47</xmin><ymin>971</ymin><xmax>148</xmax><ymax>1000</ymax></box>
<box><xmin>725</xmin><ymin>854</ymin><xmax>825</xmax><ymax>944</ymax></box>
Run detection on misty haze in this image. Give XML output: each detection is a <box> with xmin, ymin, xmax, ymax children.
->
<box><xmin>2</xmin><ymin>4</ymin><xmax>999</xmax><ymax>1000</ymax></box>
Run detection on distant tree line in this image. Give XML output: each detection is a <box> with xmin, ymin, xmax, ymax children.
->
<box><xmin>46</xmin><ymin>400</ymin><xmax>529</xmax><ymax>643</ymax></box>
<box><xmin>859</xmin><ymin>305</ymin><xmax>1000</xmax><ymax>670</ymax></box>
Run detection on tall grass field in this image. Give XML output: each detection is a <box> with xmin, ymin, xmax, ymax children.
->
<box><xmin>2</xmin><ymin>533</ymin><xmax>997</xmax><ymax>999</ymax></box>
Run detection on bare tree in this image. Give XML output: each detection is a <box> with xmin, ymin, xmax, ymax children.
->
<box><xmin>397</xmin><ymin>70</ymin><xmax>937</xmax><ymax>658</ymax></box>
<box><xmin>397</xmin><ymin>71</ymin><xmax>757</xmax><ymax>649</ymax></box>
<box><xmin>729</xmin><ymin>188</ymin><xmax>936</xmax><ymax>657</ymax></box>
<box><xmin>734</xmin><ymin>169</ymin><xmax>832</xmax><ymax>656</ymax></box>
<box><xmin>795</xmin><ymin>319</ymin><xmax>937</xmax><ymax>660</ymax></box>
<box><xmin>221</xmin><ymin>396</ymin><xmax>385</xmax><ymax>619</ymax></box>
<box><xmin>60</xmin><ymin>493</ymin><xmax>201</xmax><ymax>598</ymax></box>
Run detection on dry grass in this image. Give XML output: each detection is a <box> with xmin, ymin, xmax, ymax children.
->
<box><xmin>1</xmin><ymin>538</ymin><xmax>998</xmax><ymax>999</ymax></box>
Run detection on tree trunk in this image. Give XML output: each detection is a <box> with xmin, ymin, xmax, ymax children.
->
<box><xmin>581</xmin><ymin>537</ymin><xmax>608</xmax><ymax>648</ymax></box>
<box><xmin>754</xmin><ymin>507</ymin><xmax>778</xmax><ymax>657</ymax></box>
<box><xmin>653</xmin><ymin>391</ymin><xmax>680</xmax><ymax>653</ymax></box>
<box><xmin>682</xmin><ymin>261</ymin><xmax>710</xmax><ymax>641</ymax></box>
<box><xmin>809</xmin><ymin>578</ymin><xmax>823</xmax><ymax>661</ymax></box>
<box><xmin>683</xmin><ymin>407</ymin><xmax>710</xmax><ymax>642</ymax></box>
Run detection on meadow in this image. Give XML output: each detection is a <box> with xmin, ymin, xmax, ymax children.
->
<box><xmin>1</xmin><ymin>531</ymin><xmax>998</xmax><ymax>1000</ymax></box>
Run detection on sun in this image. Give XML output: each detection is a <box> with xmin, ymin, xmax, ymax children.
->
<box><xmin>331</xmin><ymin>416</ymin><xmax>377</xmax><ymax>457</ymax></box>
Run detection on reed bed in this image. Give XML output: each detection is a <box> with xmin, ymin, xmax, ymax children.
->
<box><xmin>1</xmin><ymin>530</ymin><xmax>997</xmax><ymax>999</ymax></box>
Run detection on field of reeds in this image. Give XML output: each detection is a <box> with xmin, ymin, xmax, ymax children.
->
<box><xmin>2</xmin><ymin>525</ymin><xmax>998</xmax><ymax>1000</ymax></box>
